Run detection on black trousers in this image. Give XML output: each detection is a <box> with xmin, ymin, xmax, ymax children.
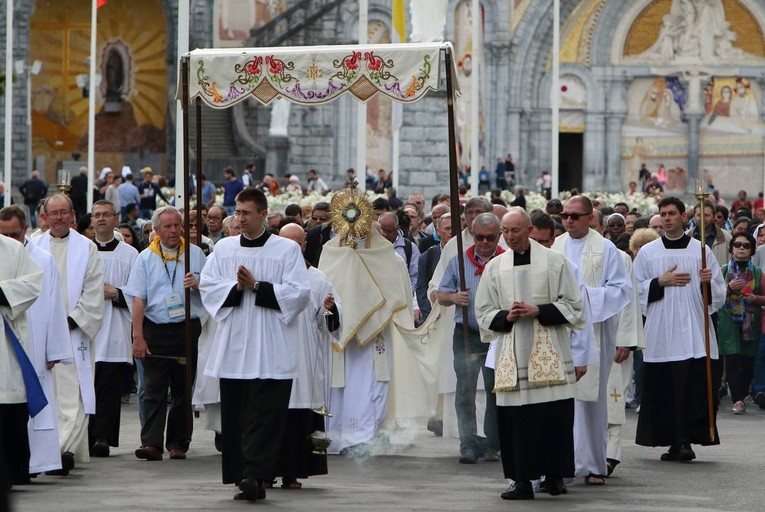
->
<box><xmin>140</xmin><ymin>357</ymin><xmax>194</xmax><ymax>452</ymax></box>
<box><xmin>496</xmin><ymin>399</ymin><xmax>575</xmax><ymax>481</ymax></box>
<box><xmin>724</xmin><ymin>354</ymin><xmax>755</xmax><ymax>404</ymax></box>
<box><xmin>219</xmin><ymin>378</ymin><xmax>292</xmax><ymax>484</ymax></box>
<box><xmin>452</xmin><ymin>326</ymin><xmax>498</xmax><ymax>454</ymax></box>
<box><xmin>89</xmin><ymin>362</ymin><xmax>131</xmax><ymax>447</ymax></box>
<box><xmin>0</xmin><ymin>403</ymin><xmax>30</xmax><ymax>487</ymax></box>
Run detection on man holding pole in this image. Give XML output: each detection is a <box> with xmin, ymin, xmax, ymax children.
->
<box><xmin>633</xmin><ymin>197</ymin><xmax>726</xmax><ymax>462</ymax></box>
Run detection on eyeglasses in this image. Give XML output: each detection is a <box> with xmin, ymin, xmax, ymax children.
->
<box><xmin>560</xmin><ymin>212</ymin><xmax>589</xmax><ymax>221</ymax></box>
<box><xmin>311</xmin><ymin>215</ymin><xmax>329</xmax><ymax>222</ymax></box>
<box><xmin>206</xmin><ymin>216</ymin><xmax>222</xmax><ymax>221</ymax></box>
<box><xmin>733</xmin><ymin>241</ymin><xmax>751</xmax><ymax>249</ymax></box>
<box><xmin>474</xmin><ymin>234</ymin><xmax>498</xmax><ymax>242</ymax></box>
<box><xmin>45</xmin><ymin>210</ymin><xmax>71</xmax><ymax>218</ymax></box>
<box><xmin>91</xmin><ymin>212</ymin><xmax>114</xmax><ymax>219</ymax></box>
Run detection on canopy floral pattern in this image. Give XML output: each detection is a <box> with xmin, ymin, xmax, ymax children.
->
<box><xmin>184</xmin><ymin>42</ymin><xmax>457</xmax><ymax>108</ymax></box>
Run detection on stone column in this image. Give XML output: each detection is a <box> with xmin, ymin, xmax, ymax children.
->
<box><xmin>583</xmin><ymin>112</ymin><xmax>606</xmax><ymax>191</ymax></box>
<box><xmin>685</xmin><ymin>112</ymin><xmax>703</xmax><ymax>193</ymax></box>
<box><xmin>507</xmin><ymin>107</ymin><xmax>522</xmax><ymax>161</ymax></box>
<box><xmin>603</xmin><ymin>114</ymin><xmax>626</xmax><ymax>192</ymax></box>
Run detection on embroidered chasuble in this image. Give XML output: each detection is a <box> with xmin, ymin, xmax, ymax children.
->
<box><xmin>476</xmin><ymin>240</ymin><xmax>585</xmax><ymax>407</ymax></box>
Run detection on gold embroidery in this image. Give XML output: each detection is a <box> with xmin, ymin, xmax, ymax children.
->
<box><xmin>527</xmin><ymin>324</ymin><xmax>567</xmax><ymax>388</ymax></box>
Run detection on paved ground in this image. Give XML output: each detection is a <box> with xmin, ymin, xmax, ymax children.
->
<box><xmin>7</xmin><ymin>396</ymin><xmax>765</xmax><ymax>512</ymax></box>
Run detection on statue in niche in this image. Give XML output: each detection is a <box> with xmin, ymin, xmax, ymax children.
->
<box><xmin>105</xmin><ymin>50</ymin><xmax>124</xmax><ymax>103</ymax></box>
<box><xmin>629</xmin><ymin>0</ymin><xmax>765</xmax><ymax>64</ymax></box>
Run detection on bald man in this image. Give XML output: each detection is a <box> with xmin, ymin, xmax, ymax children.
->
<box><xmin>271</xmin><ymin>223</ymin><xmax>338</xmax><ymax>488</ymax></box>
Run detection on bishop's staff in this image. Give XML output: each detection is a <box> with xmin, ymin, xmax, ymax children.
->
<box><xmin>693</xmin><ymin>179</ymin><xmax>716</xmax><ymax>443</ymax></box>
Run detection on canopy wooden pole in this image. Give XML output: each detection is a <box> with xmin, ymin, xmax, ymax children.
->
<box><xmin>444</xmin><ymin>48</ymin><xmax>470</xmax><ymax>354</ymax></box>
<box><xmin>693</xmin><ymin>189</ymin><xmax>716</xmax><ymax>443</ymax></box>
<box><xmin>180</xmin><ymin>57</ymin><xmax>193</xmax><ymax>439</ymax></box>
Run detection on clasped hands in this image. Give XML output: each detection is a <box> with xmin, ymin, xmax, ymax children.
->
<box><xmin>658</xmin><ymin>264</ymin><xmax>712</xmax><ymax>287</ymax></box>
<box><xmin>506</xmin><ymin>300</ymin><xmax>539</xmax><ymax>322</ymax></box>
<box><xmin>236</xmin><ymin>265</ymin><xmax>257</xmax><ymax>291</ymax></box>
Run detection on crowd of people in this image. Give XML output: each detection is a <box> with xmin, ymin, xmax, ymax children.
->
<box><xmin>2</xmin><ymin>163</ymin><xmax>764</xmax><ymax>506</ymax></box>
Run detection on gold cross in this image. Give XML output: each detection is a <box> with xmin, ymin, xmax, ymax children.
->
<box><xmin>610</xmin><ymin>388</ymin><xmax>621</xmax><ymax>403</ymax></box>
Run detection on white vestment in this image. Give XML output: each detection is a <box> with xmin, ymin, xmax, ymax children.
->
<box><xmin>634</xmin><ymin>237</ymin><xmax>726</xmax><ymax>362</ymax></box>
<box><xmin>192</xmin><ymin>313</ymin><xmax>220</xmax><ymax>432</ymax></box>
<box><xmin>200</xmin><ymin>235</ymin><xmax>310</xmax><ymax>380</ymax></box>
<box><xmin>94</xmin><ymin>240</ymin><xmax>138</xmax><ymax>363</ymax></box>
<box><xmin>286</xmin><ymin>266</ymin><xmax>341</xmax><ymax>410</ymax></box>
<box><xmin>34</xmin><ymin>229</ymin><xmax>104</xmax><ymax>462</ymax></box>
<box><xmin>476</xmin><ymin>241</ymin><xmax>586</xmax><ymax>406</ymax></box>
<box><xmin>320</xmin><ymin>230</ymin><xmax>428</xmax><ymax>452</ymax></box>
<box><xmin>24</xmin><ymin>241</ymin><xmax>72</xmax><ymax>473</ymax></box>
<box><xmin>0</xmin><ymin>237</ymin><xmax>43</xmax><ymax>404</ymax></box>
<box><xmin>606</xmin><ymin>251</ymin><xmax>643</xmax><ymax>463</ymax></box>
<box><xmin>553</xmin><ymin>230</ymin><xmax>632</xmax><ymax>477</ymax></box>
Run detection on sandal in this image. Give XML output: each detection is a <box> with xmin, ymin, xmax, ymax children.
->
<box><xmin>281</xmin><ymin>479</ymin><xmax>302</xmax><ymax>489</ymax></box>
<box><xmin>606</xmin><ymin>458</ymin><xmax>620</xmax><ymax>477</ymax></box>
<box><xmin>585</xmin><ymin>474</ymin><xmax>606</xmax><ymax>486</ymax></box>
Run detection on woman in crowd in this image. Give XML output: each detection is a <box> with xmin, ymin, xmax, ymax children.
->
<box><xmin>718</xmin><ymin>232</ymin><xmax>765</xmax><ymax>414</ymax></box>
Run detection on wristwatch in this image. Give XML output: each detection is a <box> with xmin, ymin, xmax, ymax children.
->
<box><xmin>253</xmin><ymin>281</ymin><xmax>260</xmax><ymax>293</ymax></box>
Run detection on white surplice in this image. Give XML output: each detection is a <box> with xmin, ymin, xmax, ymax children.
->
<box><xmin>24</xmin><ymin>241</ymin><xmax>72</xmax><ymax>473</ymax></box>
<box><xmin>34</xmin><ymin>229</ymin><xmax>104</xmax><ymax>462</ymax></box>
<box><xmin>94</xmin><ymin>240</ymin><xmax>138</xmax><ymax>363</ymax></box>
<box><xmin>286</xmin><ymin>266</ymin><xmax>341</xmax><ymax>410</ymax></box>
<box><xmin>553</xmin><ymin>229</ymin><xmax>632</xmax><ymax>478</ymax></box>
<box><xmin>192</xmin><ymin>313</ymin><xmax>221</xmax><ymax>432</ymax></box>
<box><xmin>634</xmin><ymin>237</ymin><xmax>726</xmax><ymax>362</ymax></box>
<box><xmin>200</xmin><ymin>235</ymin><xmax>310</xmax><ymax>380</ymax></box>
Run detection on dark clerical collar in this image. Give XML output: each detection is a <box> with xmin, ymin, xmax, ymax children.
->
<box><xmin>240</xmin><ymin>230</ymin><xmax>271</xmax><ymax>248</ymax></box>
<box><xmin>95</xmin><ymin>238</ymin><xmax>119</xmax><ymax>251</ymax></box>
<box><xmin>662</xmin><ymin>233</ymin><xmax>691</xmax><ymax>249</ymax></box>
<box><xmin>514</xmin><ymin>249</ymin><xmax>530</xmax><ymax>266</ymax></box>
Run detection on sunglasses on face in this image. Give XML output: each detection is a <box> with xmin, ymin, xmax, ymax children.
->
<box><xmin>560</xmin><ymin>212</ymin><xmax>588</xmax><ymax>221</ymax></box>
<box><xmin>474</xmin><ymin>234</ymin><xmax>498</xmax><ymax>242</ymax></box>
<box><xmin>733</xmin><ymin>241</ymin><xmax>751</xmax><ymax>249</ymax></box>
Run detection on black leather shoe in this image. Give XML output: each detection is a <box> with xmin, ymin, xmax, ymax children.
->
<box><xmin>90</xmin><ymin>439</ymin><xmax>110</xmax><ymax>457</ymax></box>
<box><xmin>501</xmin><ymin>481</ymin><xmax>534</xmax><ymax>500</ymax></box>
<box><xmin>660</xmin><ymin>445</ymin><xmax>680</xmax><ymax>461</ymax></box>
<box><xmin>237</xmin><ymin>477</ymin><xmax>266</xmax><ymax>501</ymax></box>
<box><xmin>678</xmin><ymin>444</ymin><xmax>696</xmax><ymax>462</ymax></box>
<box><xmin>544</xmin><ymin>477</ymin><xmax>567</xmax><ymax>496</ymax></box>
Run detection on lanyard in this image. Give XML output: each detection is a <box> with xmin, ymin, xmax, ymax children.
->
<box><xmin>158</xmin><ymin>245</ymin><xmax>179</xmax><ymax>289</ymax></box>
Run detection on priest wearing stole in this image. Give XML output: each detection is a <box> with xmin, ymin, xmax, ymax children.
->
<box><xmin>0</xmin><ymin>206</ymin><xmax>71</xmax><ymax>477</ymax></box>
<box><xmin>200</xmin><ymin>188</ymin><xmax>310</xmax><ymax>502</ymax></box>
<box><xmin>476</xmin><ymin>208</ymin><xmax>586</xmax><ymax>500</ymax></box>
<box><xmin>552</xmin><ymin>195</ymin><xmax>632</xmax><ymax>485</ymax></box>
<box><xmin>0</xmin><ymin>225</ymin><xmax>43</xmax><ymax>491</ymax></box>
<box><xmin>34</xmin><ymin>194</ymin><xmax>104</xmax><ymax>470</ymax></box>
<box><xmin>634</xmin><ymin>197</ymin><xmax>725</xmax><ymax>462</ymax></box>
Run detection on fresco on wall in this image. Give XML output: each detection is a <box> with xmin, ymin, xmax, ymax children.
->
<box><xmin>702</xmin><ymin>77</ymin><xmax>764</xmax><ymax>134</ymax></box>
<box><xmin>215</xmin><ymin>0</ymin><xmax>287</xmax><ymax>48</ymax></box>
<box><xmin>621</xmin><ymin>77</ymin><xmax>689</xmax><ymax>190</ymax></box>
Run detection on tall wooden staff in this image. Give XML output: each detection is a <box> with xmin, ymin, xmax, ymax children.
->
<box><xmin>693</xmin><ymin>182</ymin><xmax>716</xmax><ymax>443</ymax></box>
<box><xmin>444</xmin><ymin>48</ymin><xmax>471</xmax><ymax>356</ymax></box>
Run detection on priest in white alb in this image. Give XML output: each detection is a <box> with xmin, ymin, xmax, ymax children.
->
<box><xmin>0</xmin><ymin>206</ymin><xmax>71</xmax><ymax>476</ymax></box>
<box><xmin>200</xmin><ymin>188</ymin><xmax>310</xmax><ymax>502</ymax></box>
<box><xmin>34</xmin><ymin>194</ymin><xmax>104</xmax><ymax>471</ymax></box>
<box><xmin>0</xmin><ymin>228</ymin><xmax>43</xmax><ymax>490</ymax></box>
<box><xmin>319</xmin><ymin>187</ymin><xmax>420</xmax><ymax>457</ymax></box>
<box><xmin>88</xmin><ymin>200</ymin><xmax>138</xmax><ymax>457</ymax></box>
<box><xmin>552</xmin><ymin>195</ymin><xmax>631</xmax><ymax>485</ymax></box>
